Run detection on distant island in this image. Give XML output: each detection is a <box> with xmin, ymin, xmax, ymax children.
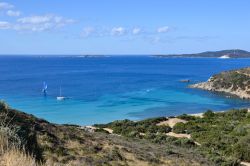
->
<box><xmin>155</xmin><ymin>49</ymin><xmax>250</xmax><ymax>58</ymax></box>
<box><xmin>190</xmin><ymin>67</ymin><xmax>250</xmax><ymax>99</ymax></box>
<box><xmin>77</xmin><ymin>55</ymin><xmax>110</xmax><ymax>58</ymax></box>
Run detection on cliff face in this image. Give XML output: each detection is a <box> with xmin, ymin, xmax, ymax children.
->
<box><xmin>190</xmin><ymin>67</ymin><xmax>250</xmax><ymax>99</ymax></box>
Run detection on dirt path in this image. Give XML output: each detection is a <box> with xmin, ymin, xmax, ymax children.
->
<box><xmin>157</xmin><ymin>118</ymin><xmax>187</xmax><ymax>128</ymax></box>
<box><xmin>166</xmin><ymin>132</ymin><xmax>191</xmax><ymax>139</ymax></box>
<box><xmin>103</xmin><ymin>128</ymin><xmax>113</xmax><ymax>134</ymax></box>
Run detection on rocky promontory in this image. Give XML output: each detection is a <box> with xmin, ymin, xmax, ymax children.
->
<box><xmin>190</xmin><ymin>67</ymin><xmax>250</xmax><ymax>99</ymax></box>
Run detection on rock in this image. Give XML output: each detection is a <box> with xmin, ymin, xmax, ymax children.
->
<box><xmin>180</xmin><ymin>79</ymin><xmax>190</xmax><ymax>83</ymax></box>
<box><xmin>189</xmin><ymin>67</ymin><xmax>250</xmax><ymax>99</ymax></box>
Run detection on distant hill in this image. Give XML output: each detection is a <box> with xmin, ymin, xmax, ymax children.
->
<box><xmin>156</xmin><ymin>49</ymin><xmax>250</xmax><ymax>58</ymax></box>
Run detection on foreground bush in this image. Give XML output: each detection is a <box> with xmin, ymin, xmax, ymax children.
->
<box><xmin>94</xmin><ymin>117</ymin><xmax>171</xmax><ymax>137</ymax></box>
<box><xmin>0</xmin><ymin>101</ymin><xmax>39</xmax><ymax>166</ymax></box>
<box><xmin>0</xmin><ymin>101</ymin><xmax>210</xmax><ymax>165</ymax></box>
<box><xmin>174</xmin><ymin>109</ymin><xmax>250</xmax><ymax>164</ymax></box>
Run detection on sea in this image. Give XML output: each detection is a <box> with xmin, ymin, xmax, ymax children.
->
<box><xmin>0</xmin><ymin>56</ymin><xmax>250</xmax><ymax>125</ymax></box>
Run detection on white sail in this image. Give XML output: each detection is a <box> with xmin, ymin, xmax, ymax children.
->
<box><xmin>42</xmin><ymin>82</ymin><xmax>48</xmax><ymax>94</ymax></box>
<box><xmin>43</xmin><ymin>82</ymin><xmax>48</xmax><ymax>90</ymax></box>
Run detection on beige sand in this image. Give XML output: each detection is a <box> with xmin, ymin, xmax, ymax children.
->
<box><xmin>81</xmin><ymin>126</ymin><xmax>114</xmax><ymax>134</ymax></box>
<box><xmin>189</xmin><ymin>113</ymin><xmax>204</xmax><ymax>118</ymax></box>
<box><xmin>241</xmin><ymin>162</ymin><xmax>250</xmax><ymax>166</ymax></box>
<box><xmin>166</xmin><ymin>132</ymin><xmax>191</xmax><ymax>139</ymax></box>
<box><xmin>166</xmin><ymin>132</ymin><xmax>201</xmax><ymax>146</ymax></box>
<box><xmin>103</xmin><ymin>128</ymin><xmax>113</xmax><ymax>134</ymax></box>
<box><xmin>157</xmin><ymin>118</ymin><xmax>187</xmax><ymax>128</ymax></box>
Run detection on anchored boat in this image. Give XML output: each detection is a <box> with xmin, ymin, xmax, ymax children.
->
<box><xmin>57</xmin><ymin>87</ymin><xmax>68</xmax><ymax>100</ymax></box>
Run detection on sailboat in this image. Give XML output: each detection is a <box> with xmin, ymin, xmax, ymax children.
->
<box><xmin>57</xmin><ymin>86</ymin><xmax>67</xmax><ymax>100</ymax></box>
<box><xmin>42</xmin><ymin>82</ymin><xmax>48</xmax><ymax>96</ymax></box>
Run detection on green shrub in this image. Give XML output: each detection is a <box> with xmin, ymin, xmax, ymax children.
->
<box><xmin>172</xmin><ymin>122</ymin><xmax>186</xmax><ymax>134</ymax></box>
<box><xmin>177</xmin><ymin>114</ymin><xmax>197</xmax><ymax>121</ymax></box>
<box><xmin>232</xmin><ymin>126</ymin><xmax>247</xmax><ymax>136</ymax></box>
<box><xmin>233</xmin><ymin>134</ymin><xmax>250</xmax><ymax>161</ymax></box>
<box><xmin>152</xmin><ymin>134</ymin><xmax>167</xmax><ymax>144</ymax></box>
<box><xmin>0</xmin><ymin>101</ymin><xmax>8</xmax><ymax>111</ymax></box>
<box><xmin>172</xmin><ymin>138</ymin><xmax>195</xmax><ymax>148</ymax></box>
<box><xmin>203</xmin><ymin>110</ymin><xmax>215</xmax><ymax>118</ymax></box>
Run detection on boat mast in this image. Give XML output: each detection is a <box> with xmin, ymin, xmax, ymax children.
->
<box><xmin>60</xmin><ymin>86</ymin><xmax>62</xmax><ymax>97</ymax></box>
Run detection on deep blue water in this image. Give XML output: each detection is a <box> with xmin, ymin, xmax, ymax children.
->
<box><xmin>0</xmin><ymin>56</ymin><xmax>250</xmax><ymax>125</ymax></box>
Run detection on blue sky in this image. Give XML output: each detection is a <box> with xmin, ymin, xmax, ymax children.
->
<box><xmin>0</xmin><ymin>0</ymin><xmax>250</xmax><ymax>55</ymax></box>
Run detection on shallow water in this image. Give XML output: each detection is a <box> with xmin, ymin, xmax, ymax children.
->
<box><xmin>0</xmin><ymin>56</ymin><xmax>250</xmax><ymax>125</ymax></box>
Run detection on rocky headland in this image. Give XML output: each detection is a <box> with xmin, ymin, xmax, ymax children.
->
<box><xmin>190</xmin><ymin>67</ymin><xmax>250</xmax><ymax>99</ymax></box>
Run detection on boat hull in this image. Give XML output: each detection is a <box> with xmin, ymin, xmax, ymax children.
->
<box><xmin>57</xmin><ymin>97</ymin><xmax>67</xmax><ymax>100</ymax></box>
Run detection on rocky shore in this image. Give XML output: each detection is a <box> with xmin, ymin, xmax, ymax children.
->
<box><xmin>190</xmin><ymin>67</ymin><xmax>250</xmax><ymax>99</ymax></box>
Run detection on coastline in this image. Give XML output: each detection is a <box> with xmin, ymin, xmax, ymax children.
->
<box><xmin>190</xmin><ymin>80</ymin><xmax>250</xmax><ymax>99</ymax></box>
<box><xmin>1</xmin><ymin>101</ymin><xmax>250</xmax><ymax>165</ymax></box>
<box><xmin>189</xmin><ymin>67</ymin><xmax>250</xmax><ymax>100</ymax></box>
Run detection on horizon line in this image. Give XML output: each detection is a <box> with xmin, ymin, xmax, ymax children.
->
<box><xmin>0</xmin><ymin>48</ymin><xmax>248</xmax><ymax>57</ymax></box>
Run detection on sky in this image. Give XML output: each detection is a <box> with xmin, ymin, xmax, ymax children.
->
<box><xmin>0</xmin><ymin>0</ymin><xmax>250</xmax><ymax>55</ymax></box>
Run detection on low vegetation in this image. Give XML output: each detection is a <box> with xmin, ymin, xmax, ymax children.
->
<box><xmin>174</xmin><ymin>109</ymin><xmax>250</xmax><ymax>165</ymax></box>
<box><xmin>94</xmin><ymin>117</ymin><xmax>171</xmax><ymax>139</ymax></box>
<box><xmin>1</xmin><ymin>99</ymin><xmax>250</xmax><ymax>166</ymax></box>
<box><xmin>0</xmin><ymin>101</ymin><xmax>211</xmax><ymax>166</ymax></box>
<box><xmin>96</xmin><ymin>109</ymin><xmax>250</xmax><ymax>165</ymax></box>
<box><xmin>211</xmin><ymin>69</ymin><xmax>250</xmax><ymax>91</ymax></box>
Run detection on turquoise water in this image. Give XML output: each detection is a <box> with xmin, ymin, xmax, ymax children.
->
<box><xmin>0</xmin><ymin>56</ymin><xmax>250</xmax><ymax>125</ymax></box>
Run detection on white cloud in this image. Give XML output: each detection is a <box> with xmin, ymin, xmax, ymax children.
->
<box><xmin>81</xmin><ymin>27</ymin><xmax>95</xmax><ymax>37</ymax></box>
<box><xmin>0</xmin><ymin>2</ymin><xmax>13</xmax><ymax>10</ymax></box>
<box><xmin>0</xmin><ymin>21</ymin><xmax>11</xmax><ymax>29</ymax></box>
<box><xmin>0</xmin><ymin>2</ymin><xmax>74</xmax><ymax>33</ymax></box>
<box><xmin>17</xmin><ymin>15</ymin><xmax>74</xmax><ymax>25</ymax></box>
<box><xmin>157</xmin><ymin>26</ymin><xmax>169</xmax><ymax>33</ymax></box>
<box><xmin>0</xmin><ymin>15</ymin><xmax>74</xmax><ymax>32</ymax></box>
<box><xmin>78</xmin><ymin>26</ymin><xmax>172</xmax><ymax>39</ymax></box>
<box><xmin>111</xmin><ymin>27</ymin><xmax>126</xmax><ymax>36</ymax></box>
<box><xmin>7</xmin><ymin>10</ymin><xmax>21</xmax><ymax>17</ymax></box>
<box><xmin>132</xmin><ymin>27</ymin><xmax>141</xmax><ymax>35</ymax></box>
<box><xmin>15</xmin><ymin>15</ymin><xmax>75</xmax><ymax>32</ymax></box>
<box><xmin>18</xmin><ymin>15</ymin><xmax>53</xmax><ymax>24</ymax></box>
<box><xmin>13</xmin><ymin>23</ymin><xmax>53</xmax><ymax>32</ymax></box>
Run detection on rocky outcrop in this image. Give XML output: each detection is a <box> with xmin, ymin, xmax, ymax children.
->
<box><xmin>190</xmin><ymin>67</ymin><xmax>250</xmax><ymax>99</ymax></box>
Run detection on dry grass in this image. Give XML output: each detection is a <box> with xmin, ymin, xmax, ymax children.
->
<box><xmin>0</xmin><ymin>126</ymin><xmax>39</xmax><ymax>166</ymax></box>
<box><xmin>0</xmin><ymin>102</ymin><xmax>40</xmax><ymax>166</ymax></box>
<box><xmin>1</xmin><ymin>148</ymin><xmax>38</xmax><ymax>166</ymax></box>
<box><xmin>0</xmin><ymin>101</ymin><xmax>212</xmax><ymax>166</ymax></box>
